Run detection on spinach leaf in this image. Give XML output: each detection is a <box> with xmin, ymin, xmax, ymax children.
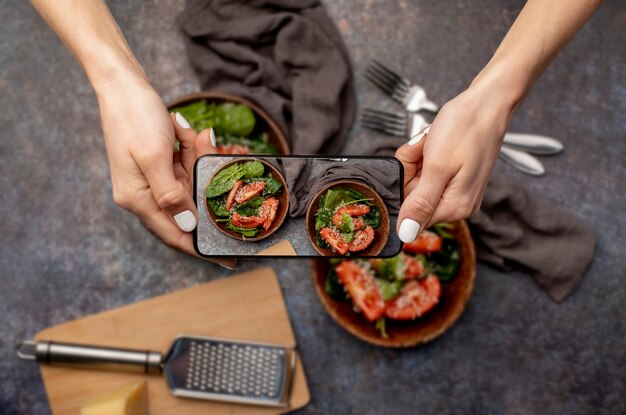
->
<box><xmin>315</xmin><ymin>231</ymin><xmax>330</xmax><ymax>249</ymax></box>
<box><xmin>226</xmin><ymin>222</ymin><xmax>260</xmax><ymax>237</ymax></box>
<box><xmin>340</xmin><ymin>231</ymin><xmax>355</xmax><ymax>243</ymax></box>
<box><xmin>205</xmin><ymin>164</ymin><xmax>245</xmax><ymax>198</ymax></box>
<box><xmin>206</xmin><ymin>197</ymin><xmax>230</xmax><ymax>217</ymax></box>
<box><xmin>315</xmin><ymin>207</ymin><xmax>333</xmax><ymax>231</ymax></box>
<box><xmin>217</xmin><ymin>103</ymin><xmax>256</xmax><ymax>136</ymax></box>
<box><xmin>234</xmin><ymin>196</ymin><xmax>265</xmax><ymax>216</ymax></box>
<box><xmin>257</xmin><ymin>176</ymin><xmax>282</xmax><ymax>195</ymax></box>
<box><xmin>377</xmin><ymin>255</ymin><xmax>407</xmax><ymax>281</ymax></box>
<box><xmin>325</xmin><ymin>269</ymin><xmax>347</xmax><ymax>300</ymax></box>
<box><xmin>376</xmin><ymin>278</ymin><xmax>403</xmax><ymax>301</ymax></box>
<box><xmin>427</xmin><ymin>238</ymin><xmax>461</xmax><ymax>282</ymax></box>
<box><xmin>363</xmin><ymin>205</ymin><xmax>381</xmax><ymax>229</ymax></box>
<box><xmin>242</xmin><ymin>161</ymin><xmax>265</xmax><ymax>178</ymax></box>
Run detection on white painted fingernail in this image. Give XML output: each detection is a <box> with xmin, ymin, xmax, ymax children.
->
<box><xmin>173</xmin><ymin>210</ymin><xmax>196</xmax><ymax>232</ymax></box>
<box><xmin>209</xmin><ymin>127</ymin><xmax>216</xmax><ymax>147</ymax></box>
<box><xmin>175</xmin><ymin>112</ymin><xmax>191</xmax><ymax>129</ymax></box>
<box><xmin>408</xmin><ymin>124</ymin><xmax>431</xmax><ymax>146</ymax></box>
<box><xmin>398</xmin><ymin>219</ymin><xmax>420</xmax><ymax>242</ymax></box>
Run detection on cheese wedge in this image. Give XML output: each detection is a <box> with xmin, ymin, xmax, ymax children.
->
<box><xmin>80</xmin><ymin>381</ymin><xmax>148</xmax><ymax>415</ymax></box>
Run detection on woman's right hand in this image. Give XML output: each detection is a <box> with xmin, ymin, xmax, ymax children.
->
<box><xmin>96</xmin><ymin>77</ymin><xmax>235</xmax><ymax>268</ymax></box>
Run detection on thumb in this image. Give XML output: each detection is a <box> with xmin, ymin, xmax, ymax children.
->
<box><xmin>397</xmin><ymin>161</ymin><xmax>449</xmax><ymax>243</ymax></box>
<box><xmin>195</xmin><ymin>128</ymin><xmax>217</xmax><ymax>157</ymax></box>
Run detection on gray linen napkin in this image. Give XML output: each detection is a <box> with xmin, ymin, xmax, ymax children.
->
<box><xmin>370</xmin><ymin>142</ymin><xmax>596</xmax><ymax>302</ymax></box>
<box><xmin>178</xmin><ymin>0</ymin><xmax>356</xmax><ymax>154</ymax></box>
<box><xmin>277</xmin><ymin>158</ymin><xmax>402</xmax><ymax>217</ymax></box>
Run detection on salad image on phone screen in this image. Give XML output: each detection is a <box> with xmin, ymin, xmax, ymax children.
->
<box><xmin>194</xmin><ymin>156</ymin><xmax>402</xmax><ymax>257</ymax></box>
<box><xmin>204</xmin><ymin>159</ymin><xmax>288</xmax><ymax>240</ymax></box>
<box><xmin>306</xmin><ymin>180</ymin><xmax>390</xmax><ymax>257</ymax></box>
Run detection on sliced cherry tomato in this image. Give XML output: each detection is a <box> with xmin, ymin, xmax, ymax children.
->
<box><xmin>348</xmin><ymin>225</ymin><xmax>375</xmax><ymax>252</ymax></box>
<box><xmin>320</xmin><ymin>227</ymin><xmax>349</xmax><ymax>255</ymax></box>
<box><xmin>235</xmin><ymin>181</ymin><xmax>265</xmax><ymax>204</ymax></box>
<box><xmin>385</xmin><ymin>275</ymin><xmax>441</xmax><ymax>320</ymax></box>
<box><xmin>336</xmin><ymin>204</ymin><xmax>370</xmax><ymax>217</ymax></box>
<box><xmin>230</xmin><ymin>212</ymin><xmax>263</xmax><ymax>229</ymax></box>
<box><xmin>259</xmin><ymin>197</ymin><xmax>279</xmax><ymax>231</ymax></box>
<box><xmin>331</xmin><ymin>214</ymin><xmax>365</xmax><ymax>230</ymax></box>
<box><xmin>403</xmin><ymin>253</ymin><xmax>425</xmax><ymax>279</ymax></box>
<box><xmin>216</xmin><ymin>144</ymin><xmax>252</xmax><ymax>154</ymax></box>
<box><xmin>336</xmin><ymin>260</ymin><xmax>386</xmax><ymax>322</ymax></box>
<box><xmin>225</xmin><ymin>180</ymin><xmax>243</xmax><ymax>210</ymax></box>
<box><xmin>403</xmin><ymin>230</ymin><xmax>443</xmax><ymax>254</ymax></box>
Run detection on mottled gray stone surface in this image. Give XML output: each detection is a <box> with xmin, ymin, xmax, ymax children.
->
<box><xmin>0</xmin><ymin>1</ymin><xmax>624</xmax><ymax>414</ymax></box>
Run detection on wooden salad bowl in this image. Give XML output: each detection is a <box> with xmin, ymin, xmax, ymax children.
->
<box><xmin>305</xmin><ymin>179</ymin><xmax>390</xmax><ymax>257</ymax></box>
<box><xmin>167</xmin><ymin>91</ymin><xmax>290</xmax><ymax>155</ymax></box>
<box><xmin>311</xmin><ymin>220</ymin><xmax>476</xmax><ymax>348</ymax></box>
<box><xmin>204</xmin><ymin>158</ymin><xmax>289</xmax><ymax>242</ymax></box>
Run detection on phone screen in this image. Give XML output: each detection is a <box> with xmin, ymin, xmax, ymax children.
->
<box><xmin>194</xmin><ymin>155</ymin><xmax>404</xmax><ymax>258</ymax></box>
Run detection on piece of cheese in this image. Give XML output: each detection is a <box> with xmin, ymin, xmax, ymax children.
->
<box><xmin>80</xmin><ymin>381</ymin><xmax>148</xmax><ymax>415</ymax></box>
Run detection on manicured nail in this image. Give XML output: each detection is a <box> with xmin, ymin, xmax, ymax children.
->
<box><xmin>175</xmin><ymin>112</ymin><xmax>191</xmax><ymax>129</ymax></box>
<box><xmin>209</xmin><ymin>127</ymin><xmax>216</xmax><ymax>147</ymax></box>
<box><xmin>408</xmin><ymin>124</ymin><xmax>431</xmax><ymax>146</ymax></box>
<box><xmin>398</xmin><ymin>219</ymin><xmax>420</xmax><ymax>243</ymax></box>
<box><xmin>173</xmin><ymin>210</ymin><xmax>197</xmax><ymax>232</ymax></box>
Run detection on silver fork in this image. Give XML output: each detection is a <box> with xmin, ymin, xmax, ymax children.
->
<box><xmin>366</xmin><ymin>60</ymin><xmax>439</xmax><ymax>113</ymax></box>
<box><xmin>361</xmin><ymin>109</ymin><xmax>564</xmax><ymax>176</ymax></box>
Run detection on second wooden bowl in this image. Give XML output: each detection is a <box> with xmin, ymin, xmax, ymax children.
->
<box><xmin>311</xmin><ymin>220</ymin><xmax>477</xmax><ymax>348</ymax></box>
<box><xmin>305</xmin><ymin>180</ymin><xmax>390</xmax><ymax>257</ymax></box>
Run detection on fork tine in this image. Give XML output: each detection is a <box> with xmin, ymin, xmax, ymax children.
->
<box><xmin>360</xmin><ymin>120</ymin><xmax>406</xmax><ymax>137</ymax></box>
<box><xmin>366</xmin><ymin>64</ymin><xmax>410</xmax><ymax>95</ymax></box>
<box><xmin>362</xmin><ymin>108</ymin><xmax>407</xmax><ymax>123</ymax></box>
<box><xmin>365</xmin><ymin>68</ymin><xmax>396</xmax><ymax>96</ymax></box>
<box><xmin>370</xmin><ymin>60</ymin><xmax>411</xmax><ymax>88</ymax></box>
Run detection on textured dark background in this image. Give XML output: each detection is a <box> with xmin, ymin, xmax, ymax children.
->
<box><xmin>1</xmin><ymin>1</ymin><xmax>624</xmax><ymax>414</ymax></box>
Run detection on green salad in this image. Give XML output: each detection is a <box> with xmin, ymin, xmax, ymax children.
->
<box><xmin>205</xmin><ymin>161</ymin><xmax>283</xmax><ymax>238</ymax></box>
<box><xmin>325</xmin><ymin>223</ymin><xmax>461</xmax><ymax>338</ymax></box>
<box><xmin>314</xmin><ymin>187</ymin><xmax>381</xmax><ymax>255</ymax></box>
<box><xmin>170</xmin><ymin>100</ymin><xmax>278</xmax><ymax>154</ymax></box>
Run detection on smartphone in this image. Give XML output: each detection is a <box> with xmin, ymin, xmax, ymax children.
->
<box><xmin>193</xmin><ymin>155</ymin><xmax>404</xmax><ymax>258</ymax></box>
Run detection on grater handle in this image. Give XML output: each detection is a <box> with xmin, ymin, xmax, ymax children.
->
<box><xmin>16</xmin><ymin>339</ymin><xmax>163</xmax><ymax>375</ymax></box>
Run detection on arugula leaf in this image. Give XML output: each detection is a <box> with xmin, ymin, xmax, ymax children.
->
<box><xmin>375</xmin><ymin>317</ymin><xmax>389</xmax><ymax>339</ymax></box>
<box><xmin>226</xmin><ymin>222</ymin><xmax>260</xmax><ymax>237</ymax></box>
<box><xmin>205</xmin><ymin>164</ymin><xmax>245</xmax><ymax>198</ymax></box>
<box><xmin>206</xmin><ymin>197</ymin><xmax>230</xmax><ymax>217</ymax></box>
<box><xmin>242</xmin><ymin>161</ymin><xmax>265</xmax><ymax>178</ymax></box>
<box><xmin>376</xmin><ymin>278</ymin><xmax>403</xmax><ymax>300</ymax></box>
<box><xmin>338</xmin><ymin>213</ymin><xmax>354</xmax><ymax>233</ymax></box>
<box><xmin>377</xmin><ymin>255</ymin><xmax>407</xmax><ymax>281</ymax></box>
<box><xmin>432</xmin><ymin>222</ymin><xmax>455</xmax><ymax>239</ymax></box>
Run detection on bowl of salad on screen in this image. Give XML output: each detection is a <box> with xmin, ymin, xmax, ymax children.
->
<box><xmin>305</xmin><ymin>180</ymin><xmax>390</xmax><ymax>257</ymax></box>
<box><xmin>168</xmin><ymin>91</ymin><xmax>289</xmax><ymax>155</ymax></box>
<box><xmin>204</xmin><ymin>159</ymin><xmax>288</xmax><ymax>241</ymax></box>
<box><xmin>311</xmin><ymin>221</ymin><xmax>476</xmax><ymax>347</ymax></box>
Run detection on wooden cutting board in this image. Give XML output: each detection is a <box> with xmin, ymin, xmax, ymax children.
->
<box><xmin>35</xmin><ymin>267</ymin><xmax>309</xmax><ymax>414</ymax></box>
